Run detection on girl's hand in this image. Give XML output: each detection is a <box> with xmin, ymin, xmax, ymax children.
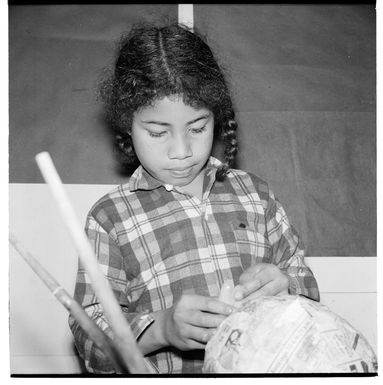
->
<box><xmin>234</xmin><ymin>263</ymin><xmax>289</xmax><ymax>303</ymax></box>
<box><xmin>161</xmin><ymin>294</ymin><xmax>234</xmax><ymax>351</ymax></box>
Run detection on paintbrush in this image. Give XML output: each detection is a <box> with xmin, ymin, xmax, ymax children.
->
<box><xmin>35</xmin><ymin>151</ymin><xmax>149</xmax><ymax>373</ymax></box>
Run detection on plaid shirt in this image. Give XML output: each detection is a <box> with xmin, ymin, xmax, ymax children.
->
<box><xmin>69</xmin><ymin>157</ymin><xmax>319</xmax><ymax>374</ymax></box>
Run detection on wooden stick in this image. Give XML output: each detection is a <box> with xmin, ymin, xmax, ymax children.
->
<box><xmin>35</xmin><ymin>151</ymin><xmax>149</xmax><ymax>373</ymax></box>
<box><xmin>9</xmin><ymin>234</ymin><xmax>127</xmax><ymax>373</ymax></box>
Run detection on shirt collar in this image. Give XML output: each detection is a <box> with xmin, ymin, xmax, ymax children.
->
<box><xmin>128</xmin><ymin>156</ymin><xmax>224</xmax><ymax>192</ymax></box>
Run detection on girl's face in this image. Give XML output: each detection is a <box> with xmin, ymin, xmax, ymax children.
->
<box><xmin>131</xmin><ymin>96</ymin><xmax>214</xmax><ymax>191</ymax></box>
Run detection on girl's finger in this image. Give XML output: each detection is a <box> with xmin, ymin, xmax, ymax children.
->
<box><xmin>189</xmin><ymin>311</ymin><xmax>227</xmax><ymax>328</ymax></box>
<box><xmin>180</xmin><ymin>294</ymin><xmax>235</xmax><ymax>315</ymax></box>
<box><xmin>238</xmin><ymin>279</ymin><xmax>287</xmax><ymax>305</ymax></box>
<box><xmin>234</xmin><ymin>270</ymin><xmax>272</xmax><ymax>300</ymax></box>
<box><xmin>238</xmin><ymin>263</ymin><xmax>268</xmax><ymax>285</ymax></box>
<box><xmin>184</xmin><ymin>324</ymin><xmax>215</xmax><ymax>346</ymax></box>
<box><xmin>198</xmin><ymin>296</ymin><xmax>235</xmax><ymax>316</ymax></box>
<box><xmin>238</xmin><ymin>281</ymin><xmax>275</xmax><ymax>304</ymax></box>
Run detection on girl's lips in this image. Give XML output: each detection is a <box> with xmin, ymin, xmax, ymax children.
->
<box><xmin>172</xmin><ymin>167</ymin><xmax>190</xmax><ymax>171</ymax></box>
<box><xmin>169</xmin><ymin>166</ymin><xmax>193</xmax><ymax>178</ymax></box>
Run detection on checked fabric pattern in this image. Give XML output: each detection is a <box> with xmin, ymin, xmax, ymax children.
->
<box><xmin>69</xmin><ymin>157</ymin><xmax>319</xmax><ymax>373</ymax></box>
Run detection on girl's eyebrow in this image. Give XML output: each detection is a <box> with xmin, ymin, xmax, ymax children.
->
<box><xmin>141</xmin><ymin>114</ymin><xmax>210</xmax><ymax>126</ymax></box>
<box><xmin>187</xmin><ymin>114</ymin><xmax>210</xmax><ymax>125</ymax></box>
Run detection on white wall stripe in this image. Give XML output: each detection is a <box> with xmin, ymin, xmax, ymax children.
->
<box><xmin>178</xmin><ymin>4</ymin><xmax>194</xmax><ymax>30</ymax></box>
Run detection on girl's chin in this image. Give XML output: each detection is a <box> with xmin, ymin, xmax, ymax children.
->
<box><xmin>168</xmin><ymin>176</ymin><xmax>195</xmax><ymax>187</ymax></box>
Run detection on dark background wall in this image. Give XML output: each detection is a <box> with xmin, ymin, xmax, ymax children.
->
<box><xmin>9</xmin><ymin>4</ymin><xmax>376</xmax><ymax>257</ymax></box>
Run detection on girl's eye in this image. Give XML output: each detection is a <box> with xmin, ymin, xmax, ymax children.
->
<box><xmin>190</xmin><ymin>125</ymin><xmax>207</xmax><ymax>134</ymax></box>
<box><xmin>148</xmin><ymin>130</ymin><xmax>167</xmax><ymax>138</ymax></box>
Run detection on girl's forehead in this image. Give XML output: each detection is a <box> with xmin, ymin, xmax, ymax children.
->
<box><xmin>136</xmin><ymin>95</ymin><xmax>211</xmax><ymax>118</ymax></box>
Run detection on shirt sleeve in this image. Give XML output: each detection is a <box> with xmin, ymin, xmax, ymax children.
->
<box><xmin>68</xmin><ymin>213</ymin><xmax>154</xmax><ymax>374</ymax></box>
<box><xmin>265</xmin><ymin>188</ymin><xmax>320</xmax><ymax>302</ymax></box>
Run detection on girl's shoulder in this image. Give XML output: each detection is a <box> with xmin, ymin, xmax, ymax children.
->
<box><xmin>227</xmin><ymin>167</ymin><xmax>271</xmax><ymax>196</ymax></box>
<box><xmin>87</xmin><ymin>181</ymin><xmax>135</xmax><ymax>219</ymax></box>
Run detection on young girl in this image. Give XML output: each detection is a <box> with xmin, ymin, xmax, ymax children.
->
<box><xmin>69</xmin><ymin>21</ymin><xmax>319</xmax><ymax>374</ymax></box>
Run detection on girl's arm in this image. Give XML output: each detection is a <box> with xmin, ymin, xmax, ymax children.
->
<box><xmin>68</xmin><ymin>214</ymin><xmax>154</xmax><ymax>373</ymax></box>
<box><xmin>265</xmin><ymin>189</ymin><xmax>320</xmax><ymax>302</ymax></box>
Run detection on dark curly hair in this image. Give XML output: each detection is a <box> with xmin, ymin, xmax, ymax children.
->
<box><xmin>99</xmin><ymin>21</ymin><xmax>238</xmax><ymax>181</ymax></box>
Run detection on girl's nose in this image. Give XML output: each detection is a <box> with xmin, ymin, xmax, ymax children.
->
<box><xmin>168</xmin><ymin>133</ymin><xmax>193</xmax><ymax>160</ymax></box>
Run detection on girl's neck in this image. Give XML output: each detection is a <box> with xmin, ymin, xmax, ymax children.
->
<box><xmin>177</xmin><ymin>169</ymin><xmax>205</xmax><ymax>201</ymax></box>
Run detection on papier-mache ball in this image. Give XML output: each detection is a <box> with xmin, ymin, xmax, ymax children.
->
<box><xmin>203</xmin><ymin>295</ymin><xmax>377</xmax><ymax>373</ymax></box>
